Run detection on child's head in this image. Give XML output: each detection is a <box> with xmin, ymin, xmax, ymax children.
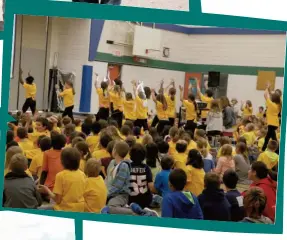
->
<box><xmin>64</xmin><ymin>123</ymin><xmax>76</xmax><ymax>137</ymax></box>
<box><xmin>187</xmin><ymin>149</ymin><xmax>204</xmax><ymax>169</ymax></box>
<box><xmin>169</xmin><ymin>126</ymin><xmax>179</xmax><ymax>141</ymax></box>
<box><xmin>194</xmin><ymin>129</ymin><xmax>207</xmax><ymax>141</ymax></box>
<box><xmin>61</xmin><ymin>147</ymin><xmax>81</xmax><ymax>171</ymax></box>
<box><xmin>259</xmin><ymin>106</ymin><xmax>264</xmax><ymax>113</ymax></box>
<box><xmin>125</xmin><ymin>92</ymin><xmax>133</xmax><ymax>101</ymax></box>
<box><xmin>210</xmin><ymin>99</ymin><xmax>221</xmax><ymax>112</ymax></box>
<box><xmin>101</xmin><ymin>81</ymin><xmax>108</xmax><ymax>90</ymax></box>
<box><xmin>219</xmin><ymin>136</ymin><xmax>231</xmax><ymax>146</ymax></box>
<box><xmin>91</xmin><ymin>121</ymin><xmax>101</xmax><ymax>135</ymax></box>
<box><xmin>187</xmin><ymin>93</ymin><xmax>196</xmax><ymax>102</ymax></box>
<box><xmin>205</xmin><ymin>89</ymin><xmax>214</xmax><ymax>98</ymax></box>
<box><xmin>267</xmin><ymin>140</ymin><xmax>278</xmax><ymax>152</ymax></box>
<box><xmin>81</xmin><ymin>122</ymin><xmax>92</xmax><ymax>136</ymax></box>
<box><xmin>245</xmin><ymin>123</ymin><xmax>255</xmax><ymax>132</ymax></box>
<box><xmin>221</xmin><ymin>144</ymin><xmax>233</xmax><ymax>157</ymax></box>
<box><xmin>62</xmin><ymin>117</ymin><xmax>72</xmax><ymax>126</ymax></box>
<box><xmin>17</xmin><ymin>127</ymin><xmax>28</xmax><ymax>139</ymax></box>
<box><xmin>39</xmin><ymin>137</ymin><xmax>52</xmax><ymax>152</ymax></box>
<box><xmin>248</xmin><ymin>162</ymin><xmax>268</xmax><ymax>182</ymax></box>
<box><xmin>157</xmin><ymin>140</ymin><xmax>169</xmax><ymax>154</ymax></box>
<box><xmin>35</xmin><ymin>117</ymin><xmax>49</xmax><ymax>132</ymax></box>
<box><xmin>176</xmin><ymin>140</ymin><xmax>187</xmax><ymax>153</ymax></box>
<box><xmin>6</xmin><ymin>146</ymin><xmax>23</xmax><ymax>169</ymax></box>
<box><xmin>6</xmin><ymin>130</ymin><xmax>14</xmax><ymax>144</ymax></box>
<box><xmin>237</xmin><ymin>136</ymin><xmax>247</xmax><ymax>145</ymax></box>
<box><xmin>161</xmin><ymin>155</ymin><xmax>174</xmax><ymax>170</ymax></box>
<box><xmin>142</xmin><ymin>134</ymin><xmax>153</xmax><ymax>146</ymax></box>
<box><xmin>112</xmin><ymin>141</ymin><xmax>130</xmax><ymax>159</ymax></box>
<box><xmin>108</xmin><ymin>120</ymin><xmax>118</xmax><ymax>129</ymax></box>
<box><xmin>51</xmin><ymin>134</ymin><xmax>66</xmax><ymax>150</ymax></box>
<box><xmin>133</xmin><ymin>126</ymin><xmax>141</xmax><ymax>138</ymax></box>
<box><xmin>246</xmin><ymin>100</ymin><xmax>252</xmax><ymax>107</ymax></box>
<box><xmin>259</xmin><ymin>128</ymin><xmax>267</xmax><ymax>138</ymax></box>
<box><xmin>9</xmin><ymin>153</ymin><xmax>28</xmax><ymax>173</ymax></box>
<box><xmin>181</xmin><ymin>132</ymin><xmax>191</xmax><ymax>145</ymax></box>
<box><xmin>85</xmin><ymin>158</ymin><xmax>102</xmax><ymax>178</ymax></box>
<box><xmin>123</xmin><ymin>120</ymin><xmax>134</xmax><ymax>130</ymax></box>
<box><xmin>231</xmin><ymin>98</ymin><xmax>238</xmax><ymax>106</ymax></box>
<box><xmin>107</xmin><ymin>140</ymin><xmax>117</xmax><ymax>155</ymax></box>
<box><xmin>271</xmin><ymin>92</ymin><xmax>281</xmax><ymax>105</ymax></box>
<box><xmin>169</xmin><ymin>87</ymin><xmax>176</xmax><ymax>100</ymax></box>
<box><xmin>75</xmin><ymin>141</ymin><xmax>91</xmax><ymax>160</ymax></box>
<box><xmin>236</xmin><ymin>142</ymin><xmax>247</xmax><ymax>155</ymax></box>
<box><xmin>223</xmin><ymin>169</ymin><xmax>238</xmax><ymax>190</ymax></box>
<box><xmin>169</xmin><ymin>169</ymin><xmax>187</xmax><ymax>191</ymax></box>
<box><xmin>120</xmin><ymin>125</ymin><xmax>132</xmax><ymax>137</ymax></box>
<box><xmin>74</xmin><ymin>119</ymin><xmax>81</xmax><ymax>127</ymax></box>
<box><xmin>125</xmin><ymin>135</ymin><xmax>136</xmax><ymax>149</ymax></box>
<box><xmin>130</xmin><ymin>143</ymin><xmax>146</xmax><ymax>165</ymax></box>
<box><xmin>146</xmin><ymin>142</ymin><xmax>159</xmax><ymax>168</ymax></box>
<box><xmin>244</xmin><ymin>187</ymin><xmax>267</xmax><ymax>219</ymax></box>
<box><xmin>196</xmin><ymin>139</ymin><xmax>208</xmax><ymax>158</ymax></box>
<box><xmin>26</xmin><ymin>76</ymin><xmax>34</xmax><ymax>84</ymax></box>
<box><xmin>100</xmin><ymin>134</ymin><xmax>113</xmax><ymax>149</ymax></box>
<box><xmin>204</xmin><ymin>172</ymin><xmax>221</xmax><ymax>190</ymax></box>
<box><xmin>149</xmin><ymin>127</ymin><xmax>159</xmax><ymax>140</ymax></box>
<box><xmin>71</xmin><ymin>137</ymin><xmax>85</xmax><ymax>147</ymax></box>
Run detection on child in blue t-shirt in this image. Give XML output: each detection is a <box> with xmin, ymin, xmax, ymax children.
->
<box><xmin>154</xmin><ymin>155</ymin><xmax>174</xmax><ymax>197</ymax></box>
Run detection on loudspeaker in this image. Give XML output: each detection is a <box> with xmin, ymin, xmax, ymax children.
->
<box><xmin>208</xmin><ymin>71</ymin><xmax>220</xmax><ymax>88</ymax></box>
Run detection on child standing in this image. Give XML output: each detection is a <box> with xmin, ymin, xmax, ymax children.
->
<box><xmin>161</xmin><ymin>169</ymin><xmax>203</xmax><ymax>219</ymax></box>
<box><xmin>215</xmin><ymin>144</ymin><xmax>235</xmax><ymax>179</ymax></box>
<box><xmin>58</xmin><ymin>80</ymin><xmax>75</xmax><ymax>122</ymax></box>
<box><xmin>185</xmin><ymin>149</ymin><xmax>205</xmax><ymax>196</ymax></box>
<box><xmin>3</xmin><ymin>154</ymin><xmax>42</xmax><ymax>209</ymax></box>
<box><xmin>198</xmin><ymin>172</ymin><xmax>231</xmax><ymax>221</ymax></box>
<box><xmin>222</xmin><ymin>169</ymin><xmax>244</xmax><ymax>222</ymax></box>
<box><xmin>84</xmin><ymin>158</ymin><xmax>107</xmax><ymax>213</ymax></box>
<box><xmin>39</xmin><ymin>148</ymin><xmax>86</xmax><ymax>212</ymax></box>
<box><xmin>206</xmin><ymin>99</ymin><xmax>223</xmax><ymax>137</ymax></box>
<box><xmin>257</xmin><ymin>140</ymin><xmax>279</xmax><ymax>170</ymax></box>
<box><xmin>123</xmin><ymin>92</ymin><xmax>136</xmax><ymax>122</ymax></box>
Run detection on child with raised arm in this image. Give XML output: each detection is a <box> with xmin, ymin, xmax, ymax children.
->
<box><xmin>58</xmin><ymin>80</ymin><xmax>75</xmax><ymax>122</ymax></box>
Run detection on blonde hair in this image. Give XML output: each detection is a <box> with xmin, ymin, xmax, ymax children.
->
<box><xmin>10</xmin><ymin>153</ymin><xmax>28</xmax><ymax>173</ymax></box>
<box><xmin>246</xmin><ymin>123</ymin><xmax>255</xmax><ymax>132</ymax></box>
<box><xmin>210</xmin><ymin>99</ymin><xmax>221</xmax><ymax>113</ymax></box>
<box><xmin>5</xmin><ymin>146</ymin><xmax>23</xmax><ymax>169</ymax></box>
<box><xmin>221</xmin><ymin>144</ymin><xmax>233</xmax><ymax>157</ymax></box>
<box><xmin>85</xmin><ymin>158</ymin><xmax>102</xmax><ymax>177</ymax></box>
<box><xmin>197</xmin><ymin>139</ymin><xmax>208</xmax><ymax>158</ymax></box>
<box><xmin>142</xmin><ymin>134</ymin><xmax>153</xmax><ymax>146</ymax></box>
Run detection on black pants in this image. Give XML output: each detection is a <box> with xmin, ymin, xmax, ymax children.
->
<box><xmin>134</xmin><ymin>119</ymin><xmax>149</xmax><ymax>131</ymax></box>
<box><xmin>207</xmin><ymin>131</ymin><xmax>222</xmax><ymax>141</ymax></box>
<box><xmin>169</xmin><ymin>118</ymin><xmax>175</xmax><ymax>126</ymax></box>
<box><xmin>112</xmin><ymin>110</ymin><xmax>123</xmax><ymax>128</ymax></box>
<box><xmin>96</xmin><ymin>107</ymin><xmax>109</xmax><ymax>121</ymax></box>
<box><xmin>185</xmin><ymin>120</ymin><xmax>197</xmax><ymax>138</ymax></box>
<box><xmin>157</xmin><ymin>120</ymin><xmax>170</xmax><ymax>134</ymax></box>
<box><xmin>262</xmin><ymin>125</ymin><xmax>278</xmax><ymax>152</ymax></box>
<box><xmin>22</xmin><ymin>98</ymin><xmax>36</xmax><ymax>115</ymax></box>
<box><xmin>63</xmin><ymin>105</ymin><xmax>74</xmax><ymax>122</ymax></box>
<box><xmin>151</xmin><ymin>115</ymin><xmax>159</xmax><ymax>128</ymax></box>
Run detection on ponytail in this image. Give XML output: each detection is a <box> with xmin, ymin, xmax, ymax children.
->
<box><xmin>85</xmin><ymin>150</ymin><xmax>92</xmax><ymax>162</ymax></box>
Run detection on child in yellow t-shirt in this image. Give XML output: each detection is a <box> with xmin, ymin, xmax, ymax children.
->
<box><xmin>92</xmin><ymin>134</ymin><xmax>112</xmax><ymax>160</ymax></box>
<box><xmin>256</xmin><ymin>106</ymin><xmax>265</xmax><ymax>119</ymax></box>
<box><xmin>217</xmin><ymin>136</ymin><xmax>236</xmax><ymax>158</ymax></box>
<box><xmin>120</xmin><ymin>125</ymin><xmax>132</xmax><ymax>140</ymax></box>
<box><xmin>241</xmin><ymin>100</ymin><xmax>253</xmax><ymax>117</ymax></box>
<box><xmin>84</xmin><ymin>158</ymin><xmax>107</xmax><ymax>213</ymax></box>
<box><xmin>168</xmin><ymin>126</ymin><xmax>179</xmax><ymax>156</ymax></box>
<box><xmin>75</xmin><ymin>141</ymin><xmax>92</xmax><ymax>172</ymax></box>
<box><xmin>257</xmin><ymin>140</ymin><xmax>279</xmax><ymax>170</ymax></box>
<box><xmin>29</xmin><ymin>136</ymin><xmax>51</xmax><ymax>180</ymax></box>
<box><xmin>74</xmin><ymin>119</ymin><xmax>82</xmax><ymax>132</ymax></box>
<box><xmin>123</xmin><ymin>92</ymin><xmax>136</xmax><ymax>121</ymax></box>
<box><xmin>17</xmin><ymin>127</ymin><xmax>35</xmax><ymax>156</ymax></box>
<box><xmin>58</xmin><ymin>80</ymin><xmax>75</xmax><ymax>121</ymax></box>
<box><xmin>255</xmin><ymin>128</ymin><xmax>267</xmax><ymax>152</ymax></box>
<box><xmin>39</xmin><ymin>148</ymin><xmax>85</xmax><ymax>212</ymax></box>
<box><xmin>173</xmin><ymin>140</ymin><xmax>188</xmax><ymax>170</ymax></box>
<box><xmin>86</xmin><ymin>121</ymin><xmax>101</xmax><ymax>152</ymax></box>
<box><xmin>133</xmin><ymin>126</ymin><xmax>143</xmax><ymax>144</ymax></box>
<box><xmin>241</xmin><ymin>123</ymin><xmax>257</xmax><ymax>147</ymax></box>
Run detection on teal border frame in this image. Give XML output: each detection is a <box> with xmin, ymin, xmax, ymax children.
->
<box><xmin>0</xmin><ymin>0</ymin><xmax>286</xmax><ymax>238</ymax></box>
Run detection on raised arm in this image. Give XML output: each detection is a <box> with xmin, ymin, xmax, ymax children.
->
<box><xmin>131</xmin><ymin>80</ymin><xmax>137</xmax><ymax>97</ymax></box>
<box><xmin>196</xmin><ymin>79</ymin><xmax>202</xmax><ymax>97</ymax></box>
<box><xmin>151</xmin><ymin>89</ymin><xmax>157</xmax><ymax>103</ymax></box>
<box><xmin>19</xmin><ymin>68</ymin><xmax>24</xmax><ymax>85</ymax></box>
<box><xmin>264</xmin><ymin>84</ymin><xmax>271</xmax><ymax>100</ymax></box>
<box><xmin>164</xmin><ymin>79</ymin><xmax>175</xmax><ymax>93</ymax></box>
<box><xmin>94</xmin><ymin>73</ymin><xmax>99</xmax><ymax>89</ymax></box>
<box><xmin>179</xmin><ymin>85</ymin><xmax>184</xmax><ymax>102</ymax></box>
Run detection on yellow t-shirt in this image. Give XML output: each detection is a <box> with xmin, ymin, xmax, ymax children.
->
<box><xmin>257</xmin><ymin>151</ymin><xmax>279</xmax><ymax>169</ymax></box>
<box><xmin>156</xmin><ymin>101</ymin><xmax>168</xmax><ymax>120</ymax></box>
<box><xmin>59</xmin><ymin>88</ymin><xmax>74</xmax><ymax>108</ymax></box>
<box><xmin>136</xmin><ymin>96</ymin><xmax>148</xmax><ymax>120</ymax></box>
<box><xmin>96</xmin><ymin>88</ymin><xmax>110</xmax><ymax>108</ymax></box>
<box><xmin>266</xmin><ymin>99</ymin><xmax>280</xmax><ymax>127</ymax></box>
<box><xmin>53</xmin><ymin>126</ymin><xmax>62</xmax><ymax>133</ymax></box>
<box><xmin>23</xmin><ymin>83</ymin><xmax>37</xmax><ymax>100</ymax></box>
<box><xmin>241</xmin><ymin>131</ymin><xmax>256</xmax><ymax>146</ymax></box>
<box><xmin>257</xmin><ymin>112</ymin><xmax>264</xmax><ymax>119</ymax></box>
<box><xmin>92</xmin><ymin>149</ymin><xmax>110</xmax><ymax>160</ymax></box>
<box><xmin>200</xmin><ymin>94</ymin><xmax>213</xmax><ymax>119</ymax></box>
<box><xmin>165</xmin><ymin>94</ymin><xmax>176</xmax><ymax>118</ymax></box>
<box><xmin>84</xmin><ymin>176</ymin><xmax>107</xmax><ymax>213</ymax></box>
<box><xmin>75</xmin><ymin>126</ymin><xmax>82</xmax><ymax>132</ymax></box>
<box><xmin>168</xmin><ymin>141</ymin><xmax>177</xmax><ymax>156</ymax></box>
<box><xmin>173</xmin><ymin>152</ymin><xmax>187</xmax><ymax>170</ymax></box>
<box><xmin>18</xmin><ymin>139</ymin><xmax>35</xmax><ymax>157</ymax></box>
<box><xmin>217</xmin><ymin>147</ymin><xmax>236</xmax><ymax>158</ymax></box>
<box><xmin>79</xmin><ymin>159</ymin><xmax>86</xmax><ymax>172</ymax></box>
<box><xmin>183</xmin><ymin>100</ymin><xmax>196</xmax><ymax>121</ymax></box>
<box><xmin>26</xmin><ymin>148</ymin><xmax>41</xmax><ymax>161</ymax></box>
<box><xmin>29</xmin><ymin>151</ymin><xmax>44</xmax><ymax>179</ymax></box>
<box><xmin>186</xmin><ymin>141</ymin><xmax>197</xmax><ymax>153</ymax></box>
<box><xmin>242</xmin><ymin>106</ymin><xmax>253</xmax><ymax>117</ymax></box>
<box><xmin>53</xmin><ymin>169</ymin><xmax>85</xmax><ymax>212</ymax></box>
<box><xmin>257</xmin><ymin>137</ymin><xmax>265</xmax><ymax>152</ymax></box>
<box><xmin>185</xmin><ymin>165</ymin><xmax>205</xmax><ymax>196</ymax></box>
<box><xmin>123</xmin><ymin>100</ymin><xmax>136</xmax><ymax>120</ymax></box>
<box><xmin>28</xmin><ymin>130</ymin><xmax>50</xmax><ymax>144</ymax></box>
<box><xmin>109</xmin><ymin>91</ymin><xmax>123</xmax><ymax>112</ymax></box>
<box><xmin>86</xmin><ymin>135</ymin><xmax>99</xmax><ymax>153</ymax></box>
<box><xmin>136</xmin><ymin>137</ymin><xmax>143</xmax><ymax>144</ymax></box>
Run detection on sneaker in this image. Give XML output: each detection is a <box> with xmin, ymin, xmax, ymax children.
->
<box><xmin>100</xmin><ymin>206</ymin><xmax>110</xmax><ymax>214</ymax></box>
<box><xmin>143</xmin><ymin>207</ymin><xmax>159</xmax><ymax>217</ymax></box>
<box><xmin>130</xmin><ymin>203</ymin><xmax>145</xmax><ymax>215</ymax></box>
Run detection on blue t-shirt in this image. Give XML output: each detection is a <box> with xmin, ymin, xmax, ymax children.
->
<box><xmin>154</xmin><ymin>170</ymin><xmax>171</xmax><ymax>197</ymax></box>
<box><xmin>203</xmin><ymin>159</ymin><xmax>215</xmax><ymax>173</ymax></box>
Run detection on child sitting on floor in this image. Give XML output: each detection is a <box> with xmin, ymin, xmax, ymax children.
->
<box><xmin>215</xmin><ymin>144</ymin><xmax>235</xmax><ymax>179</ymax></box>
<box><xmin>173</xmin><ymin>140</ymin><xmax>188</xmax><ymax>170</ymax></box>
<box><xmin>257</xmin><ymin>140</ymin><xmax>279</xmax><ymax>170</ymax></box>
<box><xmin>92</xmin><ymin>134</ymin><xmax>112</xmax><ymax>160</ymax></box>
<box><xmin>196</xmin><ymin>139</ymin><xmax>214</xmax><ymax>173</ymax></box>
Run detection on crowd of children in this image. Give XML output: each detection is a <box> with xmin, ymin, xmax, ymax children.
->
<box><xmin>4</xmin><ymin>75</ymin><xmax>281</xmax><ymax>224</ymax></box>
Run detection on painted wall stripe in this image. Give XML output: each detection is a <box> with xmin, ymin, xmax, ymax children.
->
<box><xmin>94</xmin><ymin>52</ymin><xmax>284</xmax><ymax>77</ymax></box>
<box><xmin>79</xmin><ymin>65</ymin><xmax>93</xmax><ymax>112</ymax></box>
<box><xmin>89</xmin><ymin>19</ymin><xmax>105</xmax><ymax>61</ymax></box>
